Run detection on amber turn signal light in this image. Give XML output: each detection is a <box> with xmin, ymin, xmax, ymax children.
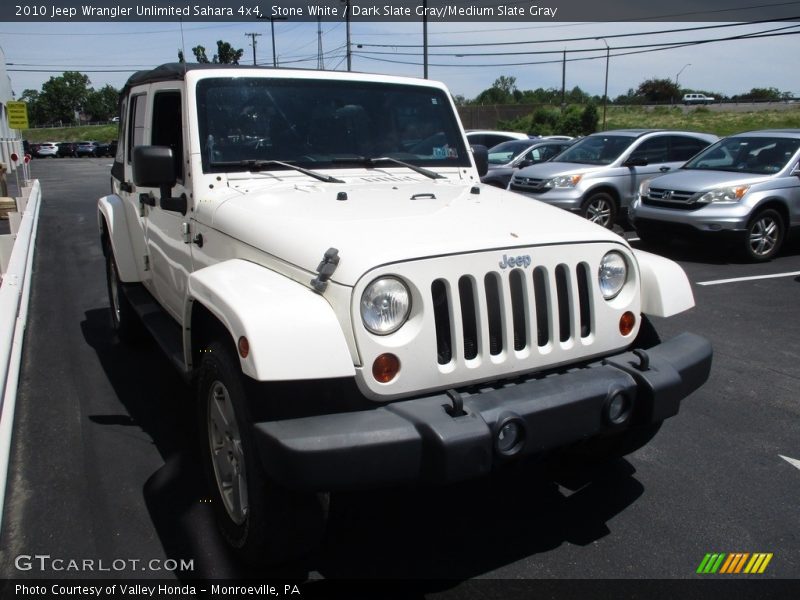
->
<box><xmin>237</xmin><ymin>336</ymin><xmax>250</xmax><ymax>358</ymax></box>
<box><xmin>372</xmin><ymin>353</ymin><xmax>400</xmax><ymax>383</ymax></box>
<box><xmin>619</xmin><ymin>311</ymin><xmax>636</xmax><ymax>336</ymax></box>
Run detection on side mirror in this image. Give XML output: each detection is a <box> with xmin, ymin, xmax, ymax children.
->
<box><xmin>623</xmin><ymin>156</ymin><xmax>648</xmax><ymax>167</ymax></box>
<box><xmin>518</xmin><ymin>159</ymin><xmax>533</xmax><ymax>168</ymax></box>
<box><xmin>132</xmin><ymin>146</ymin><xmax>186</xmax><ymax>215</ymax></box>
<box><xmin>471</xmin><ymin>144</ymin><xmax>489</xmax><ymax>177</ymax></box>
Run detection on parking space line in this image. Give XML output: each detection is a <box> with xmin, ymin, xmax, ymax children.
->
<box><xmin>697</xmin><ymin>271</ymin><xmax>800</xmax><ymax>286</ymax></box>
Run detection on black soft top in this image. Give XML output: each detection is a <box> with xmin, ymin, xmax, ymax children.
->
<box><xmin>122</xmin><ymin>62</ymin><xmax>278</xmax><ymax>94</ymax></box>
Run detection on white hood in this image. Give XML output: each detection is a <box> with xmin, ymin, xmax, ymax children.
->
<box><xmin>208</xmin><ymin>175</ymin><xmax>622</xmax><ymax>286</ymax></box>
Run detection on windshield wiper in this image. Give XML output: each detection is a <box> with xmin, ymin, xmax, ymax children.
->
<box><xmin>209</xmin><ymin>160</ymin><xmax>344</xmax><ymax>183</ymax></box>
<box><xmin>332</xmin><ymin>156</ymin><xmax>445</xmax><ymax>180</ymax></box>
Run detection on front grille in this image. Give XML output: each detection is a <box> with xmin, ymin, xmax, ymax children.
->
<box><xmin>510</xmin><ymin>176</ymin><xmax>550</xmax><ymax>193</ymax></box>
<box><xmin>431</xmin><ymin>263</ymin><xmax>593</xmax><ymax>365</ymax></box>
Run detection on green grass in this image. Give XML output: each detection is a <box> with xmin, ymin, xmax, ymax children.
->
<box><xmin>23</xmin><ymin>124</ymin><xmax>118</xmax><ymax>143</ymax></box>
<box><xmin>604</xmin><ymin>105</ymin><xmax>800</xmax><ymax>136</ymax></box>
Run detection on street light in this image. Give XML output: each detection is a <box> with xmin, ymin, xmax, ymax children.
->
<box><xmin>675</xmin><ymin>63</ymin><xmax>691</xmax><ymax>104</ymax></box>
<box><xmin>595</xmin><ymin>37</ymin><xmax>610</xmax><ymax>131</ymax></box>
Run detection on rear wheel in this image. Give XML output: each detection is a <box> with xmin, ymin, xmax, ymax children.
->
<box><xmin>581</xmin><ymin>193</ymin><xmax>617</xmax><ymax>229</ymax></box>
<box><xmin>197</xmin><ymin>340</ymin><xmax>328</xmax><ymax>566</ymax></box>
<box><xmin>743</xmin><ymin>208</ymin><xmax>784</xmax><ymax>262</ymax></box>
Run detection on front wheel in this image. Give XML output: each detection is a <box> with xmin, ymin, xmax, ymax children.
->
<box><xmin>197</xmin><ymin>341</ymin><xmax>328</xmax><ymax>565</ymax></box>
<box><xmin>105</xmin><ymin>247</ymin><xmax>143</xmax><ymax>342</ymax></box>
<box><xmin>743</xmin><ymin>208</ymin><xmax>784</xmax><ymax>262</ymax></box>
<box><xmin>581</xmin><ymin>193</ymin><xmax>617</xmax><ymax>229</ymax></box>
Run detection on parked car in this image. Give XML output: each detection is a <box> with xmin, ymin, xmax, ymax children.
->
<box><xmin>107</xmin><ymin>140</ymin><xmax>118</xmax><ymax>157</ymax></box>
<box><xmin>95</xmin><ymin>141</ymin><xmax>111</xmax><ymax>156</ymax></box>
<box><xmin>509</xmin><ymin>129</ymin><xmax>718</xmax><ymax>228</ymax></box>
<box><xmin>683</xmin><ymin>93</ymin><xmax>715</xmax><ymax>105</ymax></box>
<box><xmin>630</xmin><ymin>129</ymin><xmax>800</xmax><ymax>261</ymax></box>
<box><xmin>76</xmin><ymin>141</ymin><xmax>101</xmax><ymax>157</ymax></box>
<box><xmin>465</xmin><ymin>130</ymin><xmax>530</xmax><ymax>148</ymax></box>
<box><xmin>35</xmin><ymin>142</ymin><xmax>59</xmax><ymax>158</ymax></box>
<box><xmin>57</xmin><ymin>142</ymin><xmax>77</xmax><ymax>158</ymax></box>
<box><xmin>481</xmin><ymin>139</ymin><xmax>574</xmax><ymax>188</ymax></box>
<box><xmin>27</xmin><ymin>143</ymin><xmax>40</xmax><ymax>157</ymax></box>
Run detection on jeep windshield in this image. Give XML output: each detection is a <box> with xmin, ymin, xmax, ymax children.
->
<box><xmin>196</xmin><ymin>77</ymin><xmax>470</xmax><ymax>174</ymax></box>
<box><xmin>553</xmin><ymin>135</ymin><xmax>635</xmax><ymax>165</ymax></box>
<box><xmin>682</xmin><ymin>136</ymin><xmax>800</xmax><ymax>175</ymax></box>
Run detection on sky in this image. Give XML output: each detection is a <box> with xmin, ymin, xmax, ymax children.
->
<box><xmin>2</xmin><ymin>17</ymin><xmax>799</xmax><ymax>101</ymax></box>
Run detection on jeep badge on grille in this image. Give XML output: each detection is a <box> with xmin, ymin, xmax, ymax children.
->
<box><xmin>499</xmin><ymin>254</ymin><xmax>532</xmax><ymax>269</ymax></box>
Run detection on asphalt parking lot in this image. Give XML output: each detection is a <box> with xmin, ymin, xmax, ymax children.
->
<box><xmin>0</xmin><ymin>158</ymin><xmax>798</xmax><ymax>596</ymax></box>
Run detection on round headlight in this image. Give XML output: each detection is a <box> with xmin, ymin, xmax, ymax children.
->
<box><xmin>598</xmin><ymin>251</ymin><xmax>628</xmax><ymax>300</ymax></box>
<box><xmin>360</xmin><ymin>277</ymin><xmax>411</xmax><ymax>335</ymax></box>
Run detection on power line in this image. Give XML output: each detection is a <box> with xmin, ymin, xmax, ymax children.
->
<box><xmin>355</xmin><ymin>17</ymin><xmax>800</xmax><ymax>48</ymax></box>
<box><xmin>353</xmin><ymin>28</ymin><xmax>800</xmax><ymax>68</ymax></box>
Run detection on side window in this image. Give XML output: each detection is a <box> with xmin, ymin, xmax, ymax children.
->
<box><xmin>669</xmin><ymin>136</ymin><xmax>710</xmax><ymax>162</ymax></box>
<box><xmin>151</xmin><ymin>91</ymin><xmax>183</xmax><ymax>180</ymax></box>
<box><xmin>127</xmin><ymin>93</ymin><xmax>147</xmax><ymax>163</ymax></box>
<box><xmin>630</xmin><ymin>136</ymin><xmax>669</xmax><ymax>163</ymax></box>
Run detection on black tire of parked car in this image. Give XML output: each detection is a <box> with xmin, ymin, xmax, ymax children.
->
<box><xmin>742</xmin><ymin>208</ymin><xmax>785</xmax><ymax>262</ymax></box>
<box><xmin>196</xmin><ymin>340</ymin><xmax>329</xmax><ymax>566</ymax></box>
<box><xmin>104</xmin><ymin>246</ymin><xmax>144</xmax><ymax>342</ymax></box>
<box><xmin>580</xmin><ymin>192</ymin><xmax>617</xmax><ymax>229</ymax></box>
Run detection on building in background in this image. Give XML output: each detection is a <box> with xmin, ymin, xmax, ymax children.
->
<box><xmin>0</xmin><ymin>46</ymin><xmax>25</xmax><ymax>177</ymax></box>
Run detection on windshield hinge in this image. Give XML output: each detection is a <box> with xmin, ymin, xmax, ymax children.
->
<box><xmin>310</xmin><ymin>248</ymin><xmax>340</xmax><ymax>293</ymax></box>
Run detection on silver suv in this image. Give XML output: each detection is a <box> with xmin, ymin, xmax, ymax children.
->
<box><xmin>630</xmin><ymin>129</ymin><xmax>800</xmax><ymax>261</ymax></box>
<box><xmin>509</xmin><ymin>129</ymin><xmax>717</xmax><ymax>228</ymax></box>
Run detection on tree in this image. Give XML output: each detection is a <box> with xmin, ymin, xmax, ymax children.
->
<box><xmin>215</xmin><ymin>40</ymin><xmax>244</xmax><ymax>65</ymax></box>
<box><xmin>636</xmin><ymin>78</ymin><xmax>680</xmax><ymax>103</ymax></box>
<box><xmin>85</xmin><ymin>84</ymin><xmax>120</xmax><ymax>121</ymax></box>
<box><xmin>20</xmin><ymin>89</ymin><xmax>46</xmax><ymax>127</ymax></box>
<box><xmin>39</xmin><ymin>71</ymin><xmax>91</xmax><ymax>124</ymax></box>
<box><xmin>184</xmin><ymin>40</ymin><xmax>244</xmax><ymax>64</ymax></box>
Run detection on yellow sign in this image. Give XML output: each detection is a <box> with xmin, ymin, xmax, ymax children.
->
<box><xmin>6</xmin><ymin>101</ymin><xmax>29</xmax><ymax>130</ymax></box>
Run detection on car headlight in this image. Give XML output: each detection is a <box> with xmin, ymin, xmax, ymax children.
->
<box><xmin>546</xmin><ymin>174</ymin><xmax>583</xmax><ymax>188</ymax></box>
<box><xmin>638</xmin><ymin>179</ymin><xmax>651</xmax><ymax>197</ymax></box>
<box><xmin>697</xmin><ymin>185</ymin><xmax>750</xmax><ymax>203</ymax></box>
<box><xmin>598</xmin><ymin>251</ymin><xmax>628</xmax><ymax>300</ymax></box>
<box><xmin>360</xmin><ymin>277</ymin><xmax>411</xmax><ymax>335</ymax></box>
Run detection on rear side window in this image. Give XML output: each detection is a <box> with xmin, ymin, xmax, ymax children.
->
<box><xmin>669</xmin><ymin>136</ymin><xmax>710</xmax><ymax>162</ymax></box>
<box><xmin>630</xmin><ymin>136</ymin><xmax>669</xmax><ymax>163</ymax></box>
<box><xmin>127</xmin><ymin>94</ymin><xmax>147</xmax><ymax>163</ymax></box>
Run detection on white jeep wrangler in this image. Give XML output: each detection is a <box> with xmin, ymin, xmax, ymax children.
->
<box><xmin>98</xmin><ymin>63</ymin><xmax>712</xmax><ymax>564</ymax></box>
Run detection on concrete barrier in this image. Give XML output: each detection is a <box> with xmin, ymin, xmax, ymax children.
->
<box><xmin>0</xmin><ymin>178</ymin><xmax>41</xmax><ymax>532</ymax></box>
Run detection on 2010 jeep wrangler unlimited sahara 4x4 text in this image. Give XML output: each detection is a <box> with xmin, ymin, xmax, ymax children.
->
<box><xmin>98</xmin><ymin>63</ymin><xmax>712</xmax><ymax>565</ymax></box>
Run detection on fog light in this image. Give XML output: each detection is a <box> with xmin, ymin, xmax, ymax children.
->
<box><xmin>604</xmin><ymin>390</ymin><xmax>632</xmax><ymax>425</ymax></box>
<box><xmin>495</xmin><ymin>417</ymin><xmax>525</xmax><ymax>457</ymax></box>
<box><xmin>619</xmin><ymin>311</ymin><xmax>636</xmax><ymax>336</ymax></box>
<box><xmin>372</xmin><ymin>353</ymin><xmax>400</xmax><ymax>383</ymax></box>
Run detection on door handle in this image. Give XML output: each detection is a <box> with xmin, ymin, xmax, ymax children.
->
<box><xmin>659</xmin><ymin>167</ymin><xmax>671</xmax><ymax>172</ymax></box>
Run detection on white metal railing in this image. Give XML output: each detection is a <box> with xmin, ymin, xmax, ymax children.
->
<box><xmin>0</xmin><ymin>179</ymin><xmax>41</xmax><ymax>531</ymax></box>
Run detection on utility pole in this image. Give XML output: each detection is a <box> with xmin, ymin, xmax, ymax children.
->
<box><xmin>245</xmin><ymin>32</ymin><xmax>261</xmax><ymax>66</ymax></box>
<box><xmin>596</xmin><ymin>38</ymin><xmax>610</xmax><ymax>130</ymax></box>
<box><xmin>561</xmin><ymin>49</ymin><xmax>566</xmax><ymax>112</ymax></box>
<box><xmin>422</xmin><ymin>0</ymin><xmax>428</xmax><ymax>78</ymax></box>
<box><xmin>343</xmin><ymin>0</ymin><xmax>352</xmax><ymax>71</ymax></box>
<box><xmin>317</xmin><ymin>17</ymin><xmax>324</xmax><ymax>70</ymax></box>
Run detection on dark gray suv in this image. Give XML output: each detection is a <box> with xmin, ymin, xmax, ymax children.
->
<box><xmin>509</xmin><ymin>129</ymin><xmax>717</xmax><ymax>228</ymax></box>
<box><xmin>630</xmin><ymin>129</ymin><xmax>800</xmax><ymax>261</ymax></box>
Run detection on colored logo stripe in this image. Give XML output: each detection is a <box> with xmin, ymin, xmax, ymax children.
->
<box><xmin>697</xmin><ymin>553</ymin><xmax>773</xmax><ymax>574</ymax></box>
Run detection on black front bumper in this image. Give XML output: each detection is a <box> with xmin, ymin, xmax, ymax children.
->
<box><xmin>254</xmin><ymin>333</ymin><xmax>712</xmax><ymax>491</ymax></box>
